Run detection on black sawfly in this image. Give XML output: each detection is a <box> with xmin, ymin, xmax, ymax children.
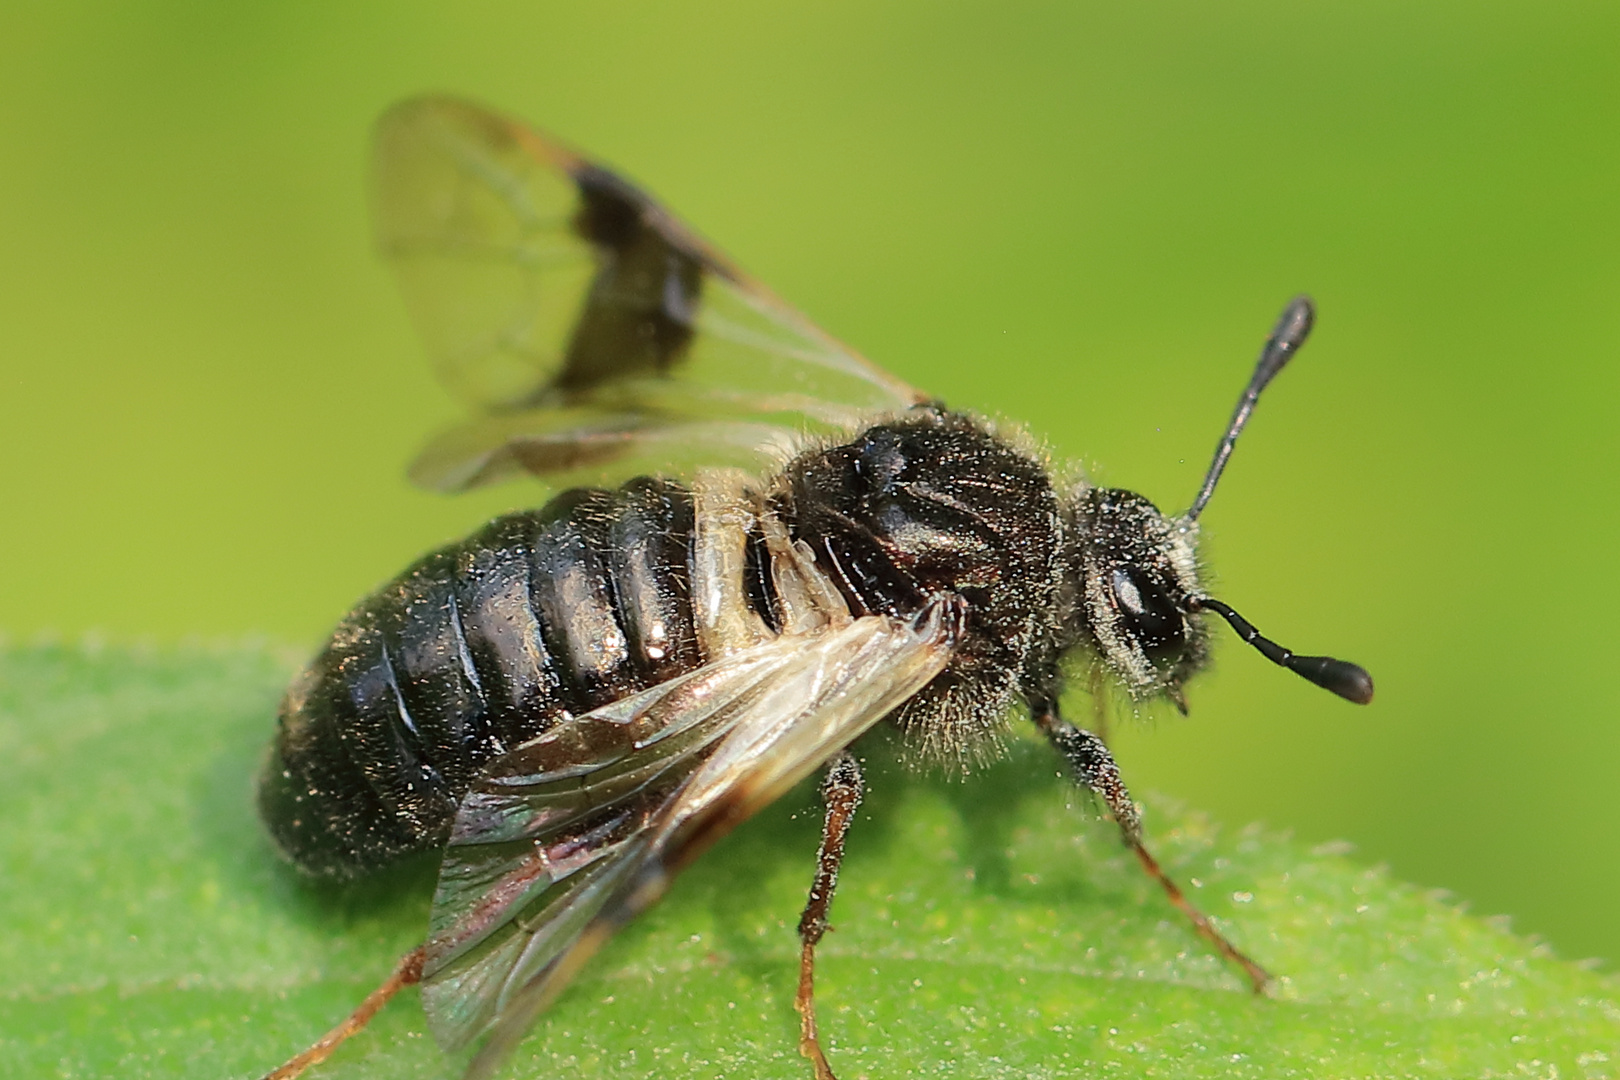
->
<box><xmin>257</xmin><ymin>97</ymin><xmax>1373</xmax><ymax>1080</ymax></box>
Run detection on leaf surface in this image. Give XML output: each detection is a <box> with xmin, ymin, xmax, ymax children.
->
<box><xmin>0</xmin><ymin>643</ymin><xmax>1615</xmax><ymax>1079</ymax></box>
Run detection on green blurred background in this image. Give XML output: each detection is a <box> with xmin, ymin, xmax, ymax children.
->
<box><xmin>1</xmin><ymin>0</ymin><xmax>1615</xmax><ymax>968</ymax></box>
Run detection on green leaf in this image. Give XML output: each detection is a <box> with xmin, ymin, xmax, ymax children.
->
<box><xmin>1</xmin><ymin>642</ymin><xmax>1615</xmax><ymax>1080</ymax></box>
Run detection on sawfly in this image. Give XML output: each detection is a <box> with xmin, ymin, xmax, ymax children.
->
<box><xmin>258</xmin><ymin>97</ymin><xmax>1373</xmax><ymax>1080</ymax></box>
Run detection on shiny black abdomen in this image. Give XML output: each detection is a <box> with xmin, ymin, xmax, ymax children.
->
<box><xmin>259</xmin><ymin>477</ymin><xmax>700</xmax><ymax>878</ymax></box>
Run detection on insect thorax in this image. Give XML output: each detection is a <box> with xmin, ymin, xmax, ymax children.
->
<box><xmin>776</xmin><ymin>409</ymin><xmax>1068</xmax><ymax>762</ymax></box>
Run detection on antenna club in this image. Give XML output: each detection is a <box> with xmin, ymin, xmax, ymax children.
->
<box><xmin>1192</xmin><ymin>596</ymin><xmax>1374</xmax><ymax>705</ymax></box>
<box><xmin>1321</xmin><ymin>659</ymin><xmax>1374</xmax><ymax>704</ymax></box>
<box><xmin>1271</xmin><ymin>296</ymin><xmax>1315</xmax><ymax>357</ymax></box>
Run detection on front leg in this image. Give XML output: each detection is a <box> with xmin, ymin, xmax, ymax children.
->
<box><xmin>795</xmin><ymin>751</ymin><xmax>865</xmax><ymax>1080</ymax></box>
<box><xmin>1032</xmin><ymin>701</ymin><xmax>1271</xmax><ymax>993</ymax></box>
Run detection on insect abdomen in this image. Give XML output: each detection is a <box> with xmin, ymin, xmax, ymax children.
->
<box><xmin>259</xmin><ymin>477</ymin><xmax>702</xmax><ymax>878</ymax></box>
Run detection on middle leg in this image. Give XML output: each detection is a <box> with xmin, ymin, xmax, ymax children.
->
<box><xmin>795</xmin><ymin>751</ymin><xmax>865</xmax><ymax>1080</ymax></box>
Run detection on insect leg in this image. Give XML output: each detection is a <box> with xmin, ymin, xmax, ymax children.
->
<box><xmin>261</xmin><ymin>945</ymin><xmax>426</xmax><ymax>1080</ymax></box>
<box><xmin>1031</xmin><ymin>704</ymin><xmax>1271</xmax><ymax>994</ymax></box>
<box><xmin>795</xmin><ymin>751</ymin><xmax>866</xmax><ymax>1080</ymax></box>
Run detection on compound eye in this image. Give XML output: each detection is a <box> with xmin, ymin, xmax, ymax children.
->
<box><xmin>1110</xmin><ymin>566</ymin><xmax>1186</xmax><ymax>655</ymax></box>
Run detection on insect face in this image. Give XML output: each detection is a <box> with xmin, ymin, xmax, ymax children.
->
<box><xmin>1071</xmin><ymin>487</ymin><xmax>1209</xmax><ymax>707</ymax></box>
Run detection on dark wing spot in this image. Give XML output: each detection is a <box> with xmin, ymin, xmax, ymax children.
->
<box><xmin>553</xmin><ymin>167</ymin><xmax>705</xmax><ymax>393</ymax></box>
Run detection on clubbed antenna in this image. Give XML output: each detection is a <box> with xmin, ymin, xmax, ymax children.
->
<box><xmin>1193</xmin><ymin>597</ymin><xmax>1374</xmax><ymax>704</ymax></box>
<box><xmin>1186</xmin><ymin>296</ymin><xmax>1315</xmax><ymax>521</ymax></box>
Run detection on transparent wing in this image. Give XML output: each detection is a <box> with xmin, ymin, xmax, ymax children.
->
<box><xmin>418</xmin><ymin>598</ymin><xmax>964</xmax><ymax>1073</ymax></box>
<box><xmin>373</xmin><ymin>96</ymin><xmax>926</xmax><ymax>492</ymax></box>
<box><xmin>406</xmin><ymin>412</ymin><xmax>807</xmax><ymax>495</ymax></box>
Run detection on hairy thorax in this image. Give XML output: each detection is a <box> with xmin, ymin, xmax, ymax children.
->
<box><xmin>776</xmin><ymin>409</ymin><xmax>1067</xmax><ymax>762</ymax></box>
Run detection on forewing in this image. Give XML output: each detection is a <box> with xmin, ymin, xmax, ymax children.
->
<box><xmin>419</xmin><ymin>598</ymin><xmax>964</xmax><ymax>1069</ymax></box>
<box><xmin>373</xmin><ymin>96</ymin><xmax>925</xmax><ymax>492</ymax></box>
